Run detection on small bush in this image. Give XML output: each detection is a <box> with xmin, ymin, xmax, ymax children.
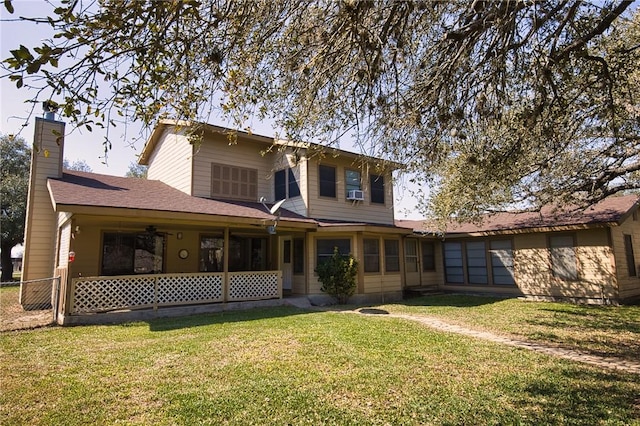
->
<box><xmin>315</xmin><ymin>247</ymin><xmax>358</xmax><ymax>304</ymax></box>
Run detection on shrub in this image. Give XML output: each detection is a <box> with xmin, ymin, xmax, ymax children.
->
<box><xmin>315</xmin><ymin>247</ymin><xmax>358</xmax><ymax>304</ymax></box>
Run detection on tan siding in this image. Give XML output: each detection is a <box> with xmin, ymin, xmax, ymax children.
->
<box><xmin>57</xmin><ymin>222</ymin><xmax>72</xmax><ymax>268</ymax></box>
<box><xmin>514</xmin><ymin>230</ymin><xmax>615</xmax><ymax>301</ymax></box>
<box><xmin>364</xmin><ymin>275</ymin><xmax>402</xmax><ymax>293</ymax></box>
<box><xmin>611</xmin><ymin>214</ymin><xmax>640</xmax><ymax>301</ymax></box>
<box><xmin>192</xmin><ymin>135</ymin><xmax>272</xmax><ymax>200</ymax></box>
<box><xmin>147</xmin><ymin>127</ymin><xmax>193</xmax><ymax>194</ymax></box>
<box><xmin>307</xmin><ymin>157</ymin><xmax>395</xmax><ymax>224</ymax></box>
<box><xmin>22</xmin><ymin>118</ymin><xmax>64</xmax><ymax>282</ymax></box>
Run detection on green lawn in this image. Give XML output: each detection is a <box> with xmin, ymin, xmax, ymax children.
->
<box><xmin>1</xmin><ymin>302</ymin><xmax>639</xmax><ymax>425</ymax></box>
<box><xmin>379</xmin><ymin>295</ymin><xmax>640</xmax><ymax>362</ymax></box>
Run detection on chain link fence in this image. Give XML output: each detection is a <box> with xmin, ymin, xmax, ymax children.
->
<box><xmin>0</xmin><ymin>277</ymin><xmax>59</xmax><ymax>331</ymax></box>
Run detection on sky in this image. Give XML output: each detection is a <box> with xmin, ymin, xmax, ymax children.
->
<box><xmin>1</xmin><ymin>0</ymin><xmax>423</xmax><ymax>219</ymax></box>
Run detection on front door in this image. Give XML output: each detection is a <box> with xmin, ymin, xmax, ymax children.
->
<box><xmin>280</xmin><ymin>237</ymin><xmax>293</xmax><ymax>291</ymax></box>
<box><xmin>404</xmin><ymin>239</ymin><xmax>421</xmax><ymax>287</ymax></box>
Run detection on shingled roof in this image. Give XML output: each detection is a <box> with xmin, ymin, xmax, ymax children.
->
<box><xmin>48</xmin><ymin>170</ymin><xmax>316</xmax><ymax>225</ymax></box>
<box><xmin>396</xmin><ymin>194</ymin><xmax>639</xmax><ymax>236</ymax></box>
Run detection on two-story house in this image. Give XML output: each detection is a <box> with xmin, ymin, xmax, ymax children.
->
<box><xmin>20</xmin><ymin>117</ymin><xmax>410</xmax><ymax>324</ymax></box>
<box><xmin>20</xmin><ymin>116</ymin><xmax>640</xmax><ymax>325</ymax></box>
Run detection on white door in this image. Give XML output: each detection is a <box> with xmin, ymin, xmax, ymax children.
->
<box><xmin>280</xmin><ymin>237</ymin><xmax>293</xmax><ymax>291</ymax></box>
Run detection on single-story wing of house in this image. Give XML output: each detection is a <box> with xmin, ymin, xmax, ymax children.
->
<box><xmin>396</xmin><ymin>195</ymin><xmax>640</xmax><ymax>304</ymax></box>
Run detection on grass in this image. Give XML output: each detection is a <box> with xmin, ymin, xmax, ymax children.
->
<box><xmin>379</xmin><ymin>295</ymin><xmax>640</xmax><ymax>362</ymax></box>
<box><xmin>1</xmin><ymin>300</ymin><xmax>639</xmax><ymax>425</ymax></box>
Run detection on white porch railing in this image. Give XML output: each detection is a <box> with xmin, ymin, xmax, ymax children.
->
<box><xmin>69</xmin><ymin>271</ymin><xmax>282</xmax><ymax>314</ymax></box>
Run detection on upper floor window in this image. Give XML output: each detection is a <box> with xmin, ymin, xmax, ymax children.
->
<box><xmin>274</xmin><ymin>168</ymin><xmax>300</xmax><ymax>200</ymax></box>
<box><xmin>549</xmin><ymin>234</ymin><xmax>578</xmax><ymax>281</ymax></box>
<box><xmin>345</xmin><ymin>169</ymin><xmax>361</xmax><ymax>197</ymax></box>
<box><xmin>370</xmin><ymin>174</ymin><xmax>385</xmax><ymax>204</ymax></box>
<box><xmin>319</xmin><ymin>164</ymin><xmax>336</xmax><ymax>198</ymax></box>
<box><xmin>211</xmin><ymin>163</ymin><xmax>257</xmax><ymax>201</ymax></box>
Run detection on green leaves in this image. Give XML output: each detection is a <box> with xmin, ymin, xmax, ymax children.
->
<box><xmin>3</xmin><ymin>0</ymin><xmax>639</xmax><ymax>218</ymax></box>
<box><xmin>3</xmin><ymin>0</ymin><xmax>13</xmax><ymax>14</ymax></box>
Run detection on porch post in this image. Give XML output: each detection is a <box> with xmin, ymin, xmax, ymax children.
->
<box><xmin>223</xmin><ymin>227</ymin><xmax>229</xmax><ymax>302</ymax></box>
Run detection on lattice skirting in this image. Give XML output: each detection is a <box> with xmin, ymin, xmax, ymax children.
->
<box><xmin>70</xmin><ymin>272</ymin><xmax>280</xmax><ymax>314</ymax></box>
<box><xmin>228</xmin><ymin>272</ymin><xmax>279</xmax><ymax>300</ymax></box>
<box><xmin>73</xmin><ymin>276</ymin><xmax>155</xmax><ymax>313</ymax></box>
<box><xmin>157</xmin><ymin>274</ymin><xmax>223</xmax><ymax>305</ymax></box>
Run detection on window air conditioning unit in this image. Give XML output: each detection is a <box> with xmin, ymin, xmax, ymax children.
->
<box><xmin>347</xmin><ymin>190</ymin><xmax>365</xmax><ymax>201</ymax></box>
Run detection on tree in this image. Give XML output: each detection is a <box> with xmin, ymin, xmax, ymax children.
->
<box><xmin>3</xmin><ymin>1</ymin><xmax>639</xmax><ymax>220</ymax></box>
<box><xmin>315</xmin><ymin>248</ymin><xmax>358</xmax><ymax>304</ymax></box>
<box><xmin>1</xmin><ymin>134</ymin><xmax>30</xmax><ymax>281</ymax></box>
<box><xmin>63</xmin><ymin>158</ymin><xmax>92</xmax><ymax>172</ymax></box>
<box><xmin>125</xmin><ymin>162</ymin><xmax>147</xmax><ymax>178</ymax></box>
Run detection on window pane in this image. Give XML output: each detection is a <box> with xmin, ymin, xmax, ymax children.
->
<box><xmin>550</xmin><ymin>235</ymin><xmax>577</xmax><ymax>280</ymax></box>
<box><xmin>421</xmin><ymin>241</ymin><xmax>436</xmax><ymax>271</ymax></box>
<box><xmin>316</xmin><ymin>239</ymin><xmax>350</xmax><ymax>265</ymax></box>
<box><xmin>319</xmin><ymin>165</ymin><xmax>336</xmax><ymax>198</ymax></box>
<box><xmin>293</xmin><ymin>238</ymin><xmax>304</xmax><ymax>274</ymax></box>
<box><xmin>466</xmin><ymin>241</ymin><xmax>487</xmax><ymax>284</ymax></box>
<box><xmin>288</xmin><ymin>168</ymin><xmax>301</xmax><ymax>197</ymax></box>
<box><xmin>274</xmin><ymin>169</ymin><xmax>286</xmax><ymax>200</ymax></box>
<box><xmin>102</xmin><ymin>233</ymin><xmax>135</xmax><ymax>276</ymax></box>
<box><xmin>625</xmin><ymin>235</ymin><xmax>636</xmax><ymax>277</ymax></box>
<box><xmin>370</xmin><ymin>174</ymin><xmax>385</xmax><ymax>204</ymax></box>
<box><xmin>134</xmin><ymin>234</ymin><xmax>164</xmax><ymax>274</ymax></box>
<box><xmin>345</xmin><ymin>169</ymin><xmax>361</xmax><ymax>193</ymax></box>
<box><xmin>384</xmin><ymin>240</ymin><xmax>400</xmax><ymax>272</ymax></box>
<box><xmin>200</xmin><ymin>236</ymin><xmax>224</xmax><ymax>272</ymax></box>
<box><xmin>444</xmin><ymin>242</ymin><xmax>464</xmax><ymax>283</ymax></box>
<box><xmin>364</xmin><ymin>238</ymin><xmax>380</xmax><ymax>273</ymax></box>
<box><xmin>283</xmin><ymin>240</ymin><xmax>291</xmax><ymax>264</ymax></box>
<box><xmin>490</xmin><ymin>240</ymin><xmax>515</xmax><ymax>285</ymax></box>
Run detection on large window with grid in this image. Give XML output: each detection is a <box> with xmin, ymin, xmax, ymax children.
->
<box><xmin>443</xmin><ymin>240</ymin><xmax>515</xmax><ymax>285</ymax></box>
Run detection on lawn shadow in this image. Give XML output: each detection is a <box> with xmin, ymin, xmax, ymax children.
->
<box><xmin>147</xmin><ymin>305</ymin><xmax>314</xmax><ymax>332</ymax></box>
<box><xmin>518</xmin><ymin>366</ymin><xmax>640</xmax><ymax>424</ymax></box>
<box><xmin>396</xmin><ymin>294</ymin><xmax>504</xmax><ymax>308</ymax></box>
